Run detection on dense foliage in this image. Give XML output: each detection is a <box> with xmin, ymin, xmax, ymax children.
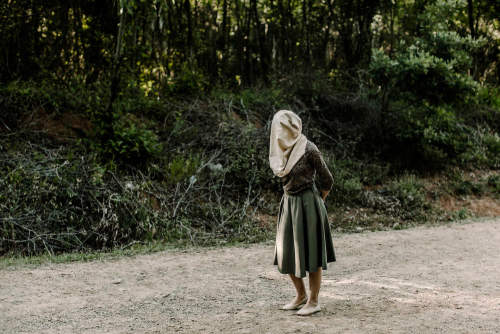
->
<box><xmin>2</xmin><ymin>0</ymin><xmax>499</xmax><ymax>86</ymax></box>
<box><xmin>1</xmin><ymin>0</ymin><xmax>499</xmax><ymax>255</ymax></box>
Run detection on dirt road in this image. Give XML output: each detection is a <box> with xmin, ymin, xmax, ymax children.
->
<box><xmin>1</xmin><ymin>218</ymin><xmax>500</xmax><ymax>334</ymax></box>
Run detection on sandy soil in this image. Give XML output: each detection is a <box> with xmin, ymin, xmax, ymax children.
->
<box><xmin>1</xmin><ymin>218</ymin><xmax>500</xmax><ymax>334</ymax></box>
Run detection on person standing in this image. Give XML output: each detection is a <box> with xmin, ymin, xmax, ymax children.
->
<box><xmin>269</xmin><ymin>110</ymin><xmax>336</xmax><ymax>316</ymax></box>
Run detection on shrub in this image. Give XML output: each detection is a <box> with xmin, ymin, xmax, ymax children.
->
<box><xmin>164</xmin><ymin>62</ymin><xmax>208</xmax><ymax>96</ymax></box>
<box><xmin>88</xmin><ymin>109</ymin><xmax>162</xmax><ymax>165</ymax></box>
<box><xmin>0</xmin><ymin>134</ymin><xmax>271</xmax><ymax>255</ymax></box>
<box><xmin>470</xmin><ymin>86</ymin><xmax>500</xmax><ymax>131</ymax></box>
<box><xmin>108</xmin><ymin>113</ymin><xmax>162</xmax><ymax>162</ymax></box>
<box><xmin>366</xmin><ymin>6</ymin><xmax>498</xmax><ymax>169</ymax></box>
<box><xmin>212</xmin><ymin>86</ymin><xmax>284</xmax><ymax>127</ymax></box>
<box><xmin>325</xmin><ymin>158</ymin><xmax>365</xmax><ymax>206</ymax></box>
<box><xmin>487</xmin><ymin>175</ymin><xmax>500</xmax><ymax>194</ymax></box>
<box><xmin>362</xmin><ymin>173</ymin><xmax>431</xmax><ymax>221</ymax></box>
<box><xmin>211</xmin><ymin>120</ymin><xmax>280</xmax><ymax>194</ymax></box>
<box><xmin>452</xmin><ymin>179</ymin><xmax>484</xmax><ymax>196</ymax></box>
<box><xmin>370</xmin><ymin>45</ymin><xmax>478</xmax><ymax>107</ymax></box>
<box><xmin>164</xmin><ymin>153</ymin><xmax>201</xmax><ymax>185</ymax></box>
<box><xmin>0</xmin><ymin>79</ymin><xmax>101</xmax><ymax>131</ymax></box>
<box><xmin>0</xmin><ymin>139</ymin><xmax>160</xmax><ymax>255</ymax></box>
<box><xmin>387</xmin><ymin>174</ymin><xmax>428</xmax><ymax>211</ymax></box>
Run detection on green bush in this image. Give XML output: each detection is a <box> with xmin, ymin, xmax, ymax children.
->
<box><xmin>108</xmin><ymin>113</ymin><xmax>162</xmax><ymax>161</ymax></box>
<box><xmin>164</xmin><ymin>62</ymin><xmax>208</xmax><ymax>96</ymax></box>
<box><xmin>452</xmin><ymin>179</ymin><xmax>484</xmax><ymax>196</ymax></box>
<box><xmin>0</xmin><ymin>139</ymin><xmax>161</xmax><ymax>255</ymax></box>
<box><xmin>212</xmin><ymin>86</ymin><xmax>284</xmax><ymax>127</ymax></box>
<box><xmin>164</xmin><ymin>153</ymin><xmax>201</xmax><ymax>185</ymax></box>
<box><xmin>361</xmin><ymin>173</ymin><xmax>430</xmax><ymax>221</ymax></box>
<box><xmin>387</xmin><ymin>174</ymin><xmax>427</xmax><ymax>211</ymax></box>
<box><xmin>487</xmin><ymin>175</ymin><xmax>500</xmax><ymax>194</ymax></box>
<box><xmin>88</xmin><ymin>109</ymin><xmax>162</xmax><ymax>164</ymax></box>
<box><xmin>325</xmin><ymin>158</ymin><xmax>365</xmax><ymax>206</ymax></box>
<box><xmin>211</xmin><ymin>121</ymin><xmax>279</xmax><ymax>194</ymax></box>
<box><xmin>471</xmin><ymin>86</ymin><xmax>500</xmax><ymax>131</ymax></box>
<box><xmin>0</xmin><ymin>134</ymin><xmax>271</xmax><ymax>255</ymax></box>
<box><xmin>385</xmin><ymin>102</ymin><xmax>480</xmax><ymax>167</ymax></box>
<box><xmin>0</xmin><ymin>79</ymin><xmax>101</xmax><ymax>131</ymax></box>
<box><xmin>366</xmin><ymin>3</ymin><xmax>499</xmax><ymax>169</ymax></box>
<box><xmin>370</xmin><ymin>45</ymin><xmax>478</xmax><ymax>106</ymax></box>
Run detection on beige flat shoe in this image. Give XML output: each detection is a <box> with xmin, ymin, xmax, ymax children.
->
<box><xmin>296</xmin><ymin>304</ymin><xmax>321</xmax><ymax>316</ymax></box>
<box><xmin>281</xmin><ymin>296</ymin><xmax>308</xmax><ymax>310</ymax></box>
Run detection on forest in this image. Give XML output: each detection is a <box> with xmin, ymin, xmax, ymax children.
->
<box><xmin>1</xmin><ymin>0</ymin><xmax>499</xmax><ymax>256</ymax></box>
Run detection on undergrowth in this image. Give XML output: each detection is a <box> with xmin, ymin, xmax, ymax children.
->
<box><xmin>0</xmin><ymin>76</ymin><xmax>499</xmax><ymax>256</ymax></box>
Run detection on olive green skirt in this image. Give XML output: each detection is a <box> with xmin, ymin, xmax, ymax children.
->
<box><xmin>273</xmin><ymin>186</ymin><xmax>336</xmax><ymax>278</ymax></box>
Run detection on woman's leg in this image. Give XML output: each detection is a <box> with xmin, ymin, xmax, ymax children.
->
<box><xmin>281</xmin><ymin>274</ymin><xmax>307</xmax><ymax>310</ymax></box>
<box><xmin>297</xmin><ymin>267</ymin><xmax>322</xmax><ymax>315</ymax></box>
<box><xmin>290</xmin><ymin>274</ymin><xmax>307</xmax><ymax>299</ymax></box>
<box><xmin>308</xmin><ymin>267</ymin><xmax>322</xmax><ymax>305</ymax></box>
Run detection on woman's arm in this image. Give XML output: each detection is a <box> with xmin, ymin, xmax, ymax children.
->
<box><xmin>309</xmin><ymin>144</ymin><xmax>334</xmax><ymax>199</ymax></box>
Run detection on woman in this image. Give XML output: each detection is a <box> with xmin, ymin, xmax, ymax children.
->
<box><xmin>269</xmin><ymin>109</ymin><xmax>336</xmax><ymax>316</ymax></box>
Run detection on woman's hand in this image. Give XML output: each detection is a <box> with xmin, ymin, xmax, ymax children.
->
<box><xmin>321</xmin><ymin>190</ymin><xmax>329</xmax><ymax>200</ymax></box>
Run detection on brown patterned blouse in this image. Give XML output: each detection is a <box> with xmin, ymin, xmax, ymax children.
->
<box><xmin>281</xmin><ymin>140</ymin><xmax>334</xmax><ymax>195</ymax></box>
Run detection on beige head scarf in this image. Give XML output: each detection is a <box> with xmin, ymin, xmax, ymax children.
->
<box><xmin>269</xmin><ymin>110</ymin><xmax>307</xmax><ymax>177</ymax></box>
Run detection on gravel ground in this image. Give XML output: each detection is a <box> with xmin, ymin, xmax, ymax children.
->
<box><xmin>1</xmin><ymin>218</ymin><xmax>499</xmax><ymax>334</ymax></box>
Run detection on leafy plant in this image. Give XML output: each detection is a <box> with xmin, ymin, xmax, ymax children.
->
<box><xmin>487</xmin><ymin>175</ymin><xmax>500</xmax><ymax>194</ymax></box>
<box><xmin>89</xmin><ymin>111</ymin><xmax>162</xmax><ymax>164</ymax></box>
<box><xmin>109</xmin><ymin>113</ymin><xmax>162</xmax><ymax>161</ymax></box>
<box><xmin>165</xmin><ymin>153</ymin><xmax>201</xmax><ymax>185</ymax></box>
<box><xmin>387</xmin><ymin>174</ymin><xmax>428</xmax><ymax>212</ymax></box>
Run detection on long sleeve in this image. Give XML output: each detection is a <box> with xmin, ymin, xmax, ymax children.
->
<box><xmin>309</xmin><ymin>145</ymin><xmax>333</xmax><ymax>191</ymax></box>
<box><xmin>281</xmin><ymin>140</ymin><xmax>333</xmax><ymax>195</ymax></box>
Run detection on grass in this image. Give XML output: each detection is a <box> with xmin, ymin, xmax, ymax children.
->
<box><xmin>2</xmin><ymin>213</ymin><xmax>498</xmax><ymax>270</ymax></box>
<box><xmin>0</xmin><ymin>241</ymin><xmax>178</xmax><ymax>269</ymax></box>
<box><xmin>0</xmin><ymin>237</ymin><xmax>275</xmax><ymax>270</ymax></box>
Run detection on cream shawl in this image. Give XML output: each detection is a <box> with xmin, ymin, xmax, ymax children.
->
<box><xmin>269</xmin><ymin>110</ymin><xmax>307</xmax><ymax>177</ymax></box>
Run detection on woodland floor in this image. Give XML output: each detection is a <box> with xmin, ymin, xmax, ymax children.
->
<box><xmin>1</xmin><ymin>217</ymin><xmax>500</xmax><ymax>334</ymax></box>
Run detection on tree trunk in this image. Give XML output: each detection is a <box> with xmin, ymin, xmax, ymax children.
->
<box><xmin>467</xmin><ymin>0</ymin><xmax>475</xmax><ymax>39</ymax></box>
<box><xmin>104</xmin><ymin>6</ymin><xmax>127</xmax><ymax>139</ymax></box>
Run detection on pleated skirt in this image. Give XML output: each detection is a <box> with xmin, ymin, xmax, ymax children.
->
<box><xmin>273</xmin><ymin>185</ymin><xmax>336</xmax><ymax>278</ymax></box>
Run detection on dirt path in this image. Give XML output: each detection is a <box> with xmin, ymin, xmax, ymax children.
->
<box><xmin>1</xmin><ymin>218</ymin><xmax>500</xmax><ymax>334</ymax></box>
